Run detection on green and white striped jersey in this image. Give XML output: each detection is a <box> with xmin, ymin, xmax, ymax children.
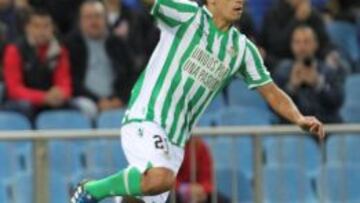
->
<box><xmin>123</xmin><ymin>0</ymin><xmax>272</xmax><ymax>147</ymax></box>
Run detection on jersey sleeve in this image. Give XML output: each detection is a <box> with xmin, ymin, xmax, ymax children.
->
<box><xmin>236</xmin><ymin>39</ymin><xmax>273</xmax><ymax>89</ymax></box>
<box><xmin>151</xmin><ymin>0</ymin><xmax>199</xmax><ymax>27</ymax></box>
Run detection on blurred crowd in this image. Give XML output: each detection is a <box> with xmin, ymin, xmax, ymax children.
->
<box><xmin>0</xmin><ymin>0</ymin><xmax>358</xmax><ymax>125</ymax></box>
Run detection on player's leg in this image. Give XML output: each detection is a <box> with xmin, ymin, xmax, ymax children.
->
<box><xmin>82</xmin><ymin>166</ymin><xmax>174</xmax><ymax>200</ymax></box>
<box><xmin>71</xmin><ymin>121</ymin><xmax>183</xmax><ymax>203</ymax></box>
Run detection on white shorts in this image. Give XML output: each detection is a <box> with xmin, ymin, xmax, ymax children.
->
<box><xmin>120</xmin><ymin>121</ymin><xmax>184</xmax><ymax>203</ymax></box>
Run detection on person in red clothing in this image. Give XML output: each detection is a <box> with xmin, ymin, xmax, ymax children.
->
<box><xmin>3</xmin><ymin>8</ymin><xmax>72</xmax><ymax>119</ymax></box>
<box><xmin>173</xmin><ymin>137</ymin><xmax>230</xmax><ymax>203</ymax></box>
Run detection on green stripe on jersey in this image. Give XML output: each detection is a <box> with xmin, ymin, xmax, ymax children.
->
<box><xmin>146</xmin><ymin>19</ymin><xmax>193</xmax><ymax>121</ymax></box>
<box><xmin>124</xmin><ymin>5</ymin><xmax>272</xmax><ymax>147</ymax></box>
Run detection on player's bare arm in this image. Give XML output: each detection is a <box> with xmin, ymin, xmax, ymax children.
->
<box><xmin>257</xmin><ymin>82</ymin><xmax>325</xmax><ymax>139</ymax></box>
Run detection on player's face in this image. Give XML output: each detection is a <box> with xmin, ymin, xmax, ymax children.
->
<box><xmin>212</xmin><ymin>0</ymin><xmax>244</xmax><ymax>22</ymax></box>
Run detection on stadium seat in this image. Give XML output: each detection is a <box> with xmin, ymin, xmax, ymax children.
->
<box><xmin>87</xmin><ymin>140</ymin><xmax>128</xmax><ymax>175</ymax></box>
<box><xmin>216</xmin><ymin>106</ymin><xmax>271</xmax><ymax>126</ymax></box>
<box><xmin>36</xmin><ymin>110</ymin><xmax>93</xmax><ymax>202</ymax></box>
<box><xmin>36</xmin><ymin>110</ymin><xmax>93</xmax><ymax>173</ymax></box>
<box><xmin>327</xmin><ymin>21</ymin><xmax>360</xmax><ymax>71</ymax></box>
<box><xmin>204</xmin><ymin>93</ymin><xmax>226</xmax><ymax>114</ymax></box>
<box><xmin>207</xmin><ymin>135</ymin><xmax>253</xmax><ymax>178</ymax></box>
<box><xmin>341</xmin><ymin>103</ymin><xmax>360</xmax><ymax>123</ymax></box>
<box><xmin>96</xmin><ymin>108</ymin><xmax>126</xmax><ymax>128</ymax></box>
<box><xmin>0</xmin><ymin>111</ymin><xmax>31</xmax><ymax>130</ymax></box>
<box><xmin>0</xmin><ymin>112</ymin><xmax>32</xmax><ymax>177</ymax></box>
<box><xmin>11</xmin><ymin>173</ymin><xmax>33</xmax><ymax>203</ymax></box>
<box><xmin>263</xmin><ymin>167</ymin><xmax>317</xmax><ymax>203</ymax></box>
<box><xmin>317</xmin><ymin>166</ymin><xmax>360</xmax><ymax>203</ymax></box>
<box><xmin>326</xmin><ymin>134</ymin><xmax>360</xmax><ymax>166</ymax></box>
<box><xmin>95</xmin><ymin>109</ymin><xmax>128</xmax><ymax>174</ymax></box>
<box><xmin>246</xmin><ymin>0</ymin><xmax>274</xmax><ymax>31</ymax></box>
<box><xmin>0</xmin><ymin>179</ymin><xmax>9</xmax><ymax>203</ymax></box>
<box><xmin>213</xmin><ymin>106</ymin><xmax>270</xmax><ymax>177</ymax></box>
<box><xmin>36</xmin><ymin>110</ymin><xmax>92</xmax><ymax>130</ymax></box>
<box><xmin>227</xmin><ymin>79</ymin><xmax>268</xmax><ymax>109</ymax></box>
<box><xmin>216</xmin><ymin>169</ymin><xmax>253</xmax><ymax>203</ymax></box>
<box><xmin>263</xmin><ymin>136</ymin><xmax>321</xmax><ymax>176</ymax></box>
<box><xmin>49</xmin><ymin>172</ymin><xmax>75</xmax><ymax>203</ymax></box>
<box><xmin>345</xmin><ymin>74</ymin><xmax>360</xmax><ymax>103</ymax></box>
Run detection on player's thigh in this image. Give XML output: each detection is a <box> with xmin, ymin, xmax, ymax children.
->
<box><xmin>120</xmin><ymin>121</ymin><xmax>184</xmax><ymax>173</ymax></box>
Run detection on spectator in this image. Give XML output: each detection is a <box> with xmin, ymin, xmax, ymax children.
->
<box><xmin>274</xmin><ymin>25</ymin><xmax>345</xmax><ymax>124</ymax></box>
<box><xmin>65</xmin><ymin>0</ymin><xmax>134</xmax><ymax>119</ymax></box>
<box><xmin>0</xmin><ymin>0</ymin><xmax>29</xmax><ymax>42</ymax></box>
<box><xmin>259</xmin><ymin>0</ymin><xmax>333</xmax><ymax>72</ymax></box>
<box><xmin>105</xmin><ymin>0</ymin><xmax>159</xmax><ymax>74</ymax></box>
<box><xmin>28</xmin><ymin>0</ymin><xmax>85</xmax><ymax>35</ymax></box>
<box><xmin>172</xmin><ymin>137</ymin><xmax>230</xmax><ymax>203</ymax></box>
<box><xmin>325</xmin><ymin>0</ymin><xmax>360</xmax><ymax>72</ymax></box>
<box><xmin>3</xmin><ymin>8</ymin><xmax>72</xmax><ymax>119</ymax></box>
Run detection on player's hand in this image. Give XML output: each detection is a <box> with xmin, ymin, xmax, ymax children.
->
<box><xmin>297</xmin><ymin>116</ymin><xmax>325</xmax><ymax>139</ymax></box>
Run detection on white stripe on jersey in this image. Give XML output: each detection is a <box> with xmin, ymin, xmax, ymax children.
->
<box><xmin>128</xmin><ymin>30</ymin><xmax>177</xmax><ymax>119</ymax></box>
<box><xmin>159</xmin><ymin>4</ymin><xmax>195</xmax><ymax>22</ymax></box>
<box><xmin>161</xmin><ymin>12</ymin><xmax>203</xmax><ymax>134</ymax></box>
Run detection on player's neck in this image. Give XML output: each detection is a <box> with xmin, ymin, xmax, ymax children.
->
<box><xmin>206</xmin><ymin>6</ymin><xmax>232</xmax><ymax>32</ymax></box>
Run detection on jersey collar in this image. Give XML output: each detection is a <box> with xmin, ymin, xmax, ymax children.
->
<box><xmin>202</xmin><ymin>6</ymin><xmax>213</xmax><ymax>17</ymax></box>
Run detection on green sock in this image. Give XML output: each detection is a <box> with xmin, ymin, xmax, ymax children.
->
<box><xmin>84</xmin><ymin>166</ymin><xmax>143</xmax><ymax>200</ymax></box>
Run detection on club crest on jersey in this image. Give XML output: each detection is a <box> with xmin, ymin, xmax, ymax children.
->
<box><xmin>228</xmin><ymin>46</ymin><xmax>238</xmax><ymax>58</ymax></box>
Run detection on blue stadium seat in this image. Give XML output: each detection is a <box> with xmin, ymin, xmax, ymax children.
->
<box><xmin>326</xmin><ymin>134</ymin><xmax>360</xmax><ymax>166</ymax></box>
<box><xmin>36</xmin><ymin>110</ymin><xmax>92</xmax><ymax>202</ymax></box>
<box><xmin>49</xmin><ymin>172</ymin><xmax>75</xmax><ymax>203</ymax></box>
<box><xmin>204</xmin><ymin>93</ymin><xmax>226</xmax><ymax>114</ymax></box>
<box><xmin>216</xmin><ymin>169</ymin><xmax>253</xmax><ymax>203</ymax></box>
<box><xmin>263</xmin><ymin>136</ymin><xmax>321</xmax><ymax>176</ymax></box>
<box><xmin>213</xmin><ymin>106</ymin><xmax>270</xmax><ymax>177</ymax></box>
<box><xmin>95</xmin><ymin>109</ymin><xmax>128</xmax><ymax>174</ymax></box>
<box><xmin>246</xmin><ymin>0</ymin><xmax>274</xmax><ymax>31</ymax></box>
<box><xmin>87</xmin><ymin>140</ymin><xmax>128</xmax><ymax>176</ymax></box>
<box><xmin>36</xmin><ymin>110</ymin><xmax>92</xmax><ymax>130</ymax></box>
<box><xmin>97</xmin><ymin>109</ymin><xmax>126</xmax><ymax>128</ymax></box>
<box><xmin>345</xmin><ymin>74</ymin><xmax>360</xmax><ymax>103</ymax></box>
<box><xmin>36</xmin><ymin>110</ymin><xmax>92</xmax><ymax>174</ymax></box>
<box><xmin>0</xmin><ymin>111</ymin><xmax>31</xmax><ymax>130</ymax></box>
<box><xmin>227</xmin><ymin>79</ymin><xmax>268</xmax><ymax>109</ymax></box>
<box><xmin>208</xmin><ymin>136</ymin><xmax>253</xmax><ymax>178</ymax></box>
<box><xmin>263</xmin><ymin>167</ymin><xmax>317</xmax><ymax>203</ymax></box>
<box><xmin>341</xmin><ymin>103</ymin><xmax>360</xmax><ymax>123</ymax></box>
<box><xmin>216</xmin><ymin>106</ymin><xmax>271</xmax><ymax>126</ymax></box>
<box><xmin>0</xmin><ymin>180</ymin><xmax>9</xmax><ymax>203</ymax></box>
<box><xmin>0</xmin><ymin>112</ymin><xmax>32</xmax><ymax>178</ymax></box>
<box><xmin>12</xmin><ymin>173</ymin><xmax>33</xmax><ymax>203</ymax></box>
<box><xmin>196</xmin><ymin>112</ymin><xmax>217</xmax><ymax>127</ymax></box>
<box><xmin>318</xmin><ymin>166</ymin><xmax>360</xmax><ymax>203</ymax></box>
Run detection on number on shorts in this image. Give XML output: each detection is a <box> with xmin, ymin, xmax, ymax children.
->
<box><xmin>153</xmin><ymin>135</ymin><xmax>164</xmax><ymax>149</ymax></box>
<box><xmin>153</xmin><ymin>135</ymin><xmax>169</xmax><ymax>153</ymax></box>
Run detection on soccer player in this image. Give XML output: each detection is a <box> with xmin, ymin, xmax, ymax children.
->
<box><xmin>71</xmin><ymin>0</ymin><xmax>325</xmax><ymax>202</ymax></box>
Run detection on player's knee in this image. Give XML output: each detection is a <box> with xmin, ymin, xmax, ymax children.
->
<box><xmin>141</xmin><ymin>167</ymin><xmax>175</xmax><ymax>195</ymax></box>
